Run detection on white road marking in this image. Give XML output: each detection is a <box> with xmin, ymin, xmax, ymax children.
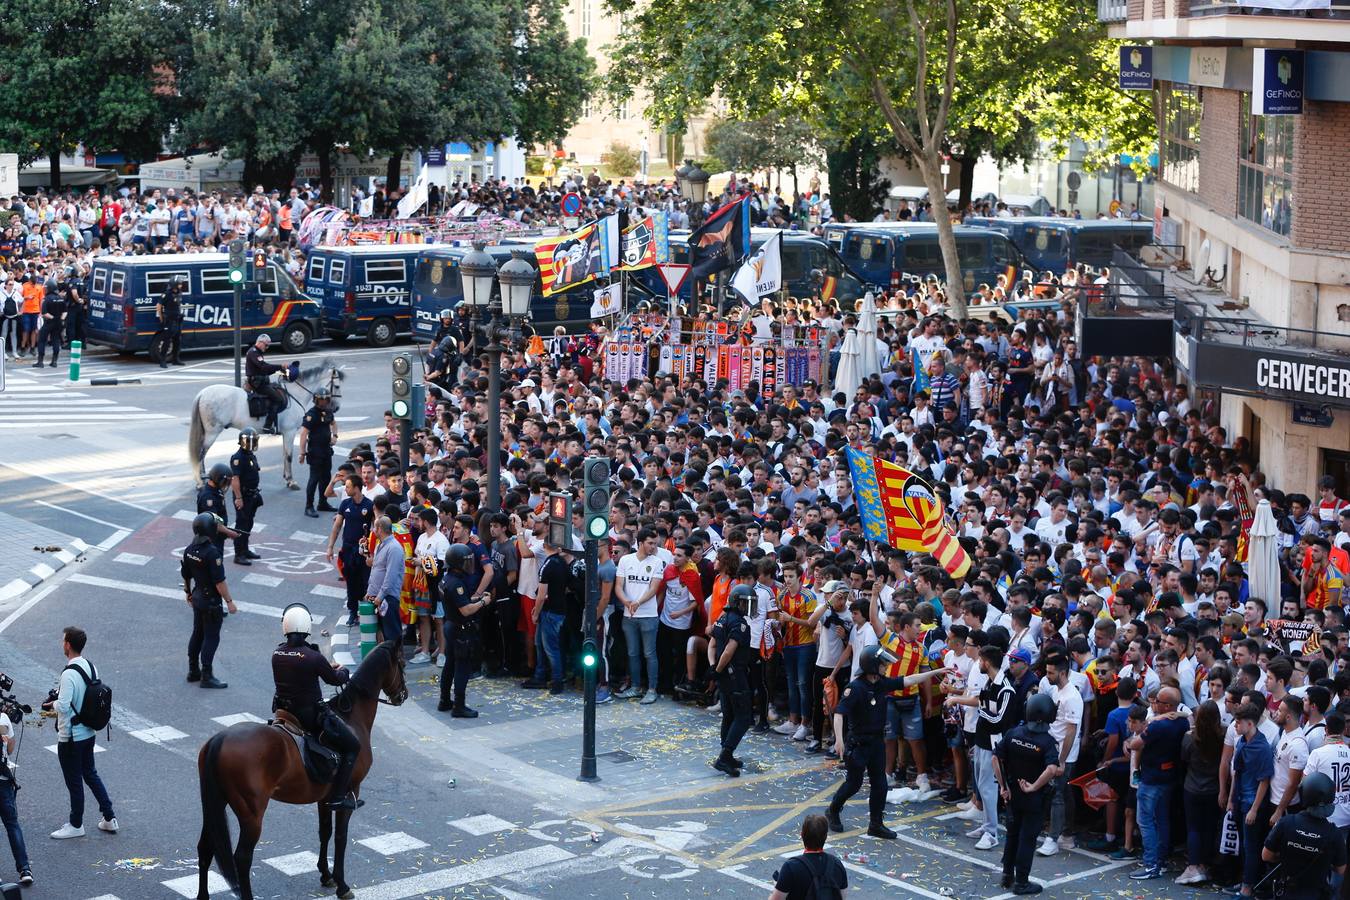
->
<box><xmin>351</xmin><ymin>845</ymin><xmax>575</xmax><ymax>900</ymax></box>
<box><xmin>29</xmin><ymin>562</ymin><xmax>54</xmax><ymax>580</ymax></box>
<box><xmin>449</xmin><ymin>814</ymin><xmax>517</xmax><ymax>836</ymax></box>
<box><xmin>982</xmin><ymin>859</ymin><xmax>1136</xmax><ymax>900</ymax></box>
<box><xmin>34</xmin><ymin>500</ymin><xmax>135</xmax><ymax>533</ymax></box>
<box><xmin>334</xmin><ymin>415</ymin><xmax>367</xmax><ymax>422</ymax></box>
<box><xmin>291</xmin><ymin>530</ymin><xmax>328</xmax><ymax>544</ymax></box>
<box><xmin>334</xmin><ymin>651</ymin><xmax>356</xmax><ymax>666</ymax></box>
<box><xmin>46</xmin><ymin>743</ymin><xmax>105</xmax><ymax>754</ymax></box>
<box><xmin>172</xmin><ymin>510</ymin><xmax>197</xmax><ymax>521</ymax></box>
<box><xmin>96</xmin><ymin>530</ymin><xmax>131</xmax><ymax>551</ymax></box>
<box><xmin>128</xmin><ymin>725</ymin><xmax>190</xmax><ymax>744</ymax></box>
<box><xmin>213</xmin><ymin>713</ymin><xmax>265</xmax><ymax>727</ymax></box>
<box><xmin>357</xmin><ymin>832</ymin><xmax>429</xmax><ymax>855</ymax></box>
<box><xmin>84</xmin><ymin>895</ymin><xmax>123</xmax><ymax>900</ymax></box>
<box><xmin>67</xmin><ymin>574</ymin><xmax>321</xmax><ymax>625</ymax></box>
<box><xmin>263</xmin><ymin>850</ymin><xmax>320</xmax><ymax>876</ymax></box>
<box><xmin>251</xmin><ymin>522</ymin><xmax>266</xmax><ymax>532</ymax></box>
<box><xmin>330</xmin><ymin>632</ymin><xmax>349</xmax><ymax>645</ymax></box>
<box><xmin>0</xmin><ymin>581</ymin><xmax>61</xmax><ymax>634</ymax></box>
<box><xmin>842</xmin><ymin>861</ymin><xmax>949</xmax><ymax>899</ymax></box>
<box><xmin>716</xmin><ymin>865</ymin><xmax>776</xmax><ymax>891</ymax></box>
<box><xmin>243</xmin><ymin>573</ymin><xmax>283</xmax><ymax>587</ymax></box>
<box><xmin>311</xmin><ymin>584</ymin><xmax>346</xmax><ymax>598</ymax></box>
<box><xmin>113</xmin><ymin>552</ymin><xmax>152</xmax><ymax>566</ymax></box>
<box><xmin>893</xmin><ymin>829</ymin><xmax>1002</xmax><ymax>871</ymax></box>
<box><xmin>163</xmin><ymin>871</ymin><xmax>230</xmax><ymax>898</ymax></box>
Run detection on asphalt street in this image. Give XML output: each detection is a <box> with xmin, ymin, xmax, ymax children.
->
<box><xmin>0</xmin><ymin>340</ymin><xmax>1223</xmax><ymax>899</ymax></box>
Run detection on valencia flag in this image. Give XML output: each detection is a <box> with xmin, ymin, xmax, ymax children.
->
<box><xmin>846</xmin><ymin>447</ymin><xmax>972</xmax><ymax>580</ymax></box>
<box><xmin>689</xmin><ymin>196</ymin><xmax>751</xmax><ymax>281</ymax></box>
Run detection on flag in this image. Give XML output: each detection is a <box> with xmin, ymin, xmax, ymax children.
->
<box><xmin>690</xmin><ymin>196</ymin><xmax>751</xmax><ymax>280</ymax></box>
<box><xmin>536</xmin><ymin>221</ymin><xmax>606</xmax><ymax>296</ymax></box>
<box><xmin>846</xmin><ymin>447</ymin><xmax>971</xmax><ymax>580</ymax></box>
<box><xmin>821</xmin><ymin>274</ymin><xmax>838</xmax><ymax>301</ymax></box>
<box><xmin>615</xmin><ymin>212</ymin><xmax>670</xmax><ymax>271</ymax></box>
<box><xmin>591</xmin><ymin>282</ymin><xmax>623</xmax><ymax>318</ymax></box>
<box><xmin>911</xmin><ymin>347</ymin><xmax>930</xmax><ymax>394</ymax></box>
<box><xmin>1231</xmin><ymin>473</ymin><xmax>1255</xmax><ymax>563</ymax></box>
<box><xmin>731</xmin><ymin>231</ymin><xmax>783</xmax><ymax>302</ymax></box>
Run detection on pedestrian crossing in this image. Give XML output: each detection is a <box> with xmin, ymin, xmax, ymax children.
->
<box><xmin>12</xmin><ymin>352</ymin><xmax>237</xmax><ymax>385</ymax></box>
<box><xmin>0</xmin><ymin>376</ymin><xmax>175</xmax><ymax>427</ymax></box>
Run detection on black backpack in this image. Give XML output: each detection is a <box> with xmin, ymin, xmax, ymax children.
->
<box><xmin>789</xmin><ymin>853</ymin><xmax>843</xmax><ymax>900</ymax></box>
<box><xmin>64</xmin><ymin>662</ymin><xmax>113</xmax><ymax>732</ymax></box>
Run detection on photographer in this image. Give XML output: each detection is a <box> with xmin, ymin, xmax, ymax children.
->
<box><xmin>0</xmin><ymin>679</ymin><xmax>32</xmax><ymax>886</ymax></box>
<box><xmin>46</xmin><ymin>626</ymin><xmax>118</xmax><ymax>840</ymax></box>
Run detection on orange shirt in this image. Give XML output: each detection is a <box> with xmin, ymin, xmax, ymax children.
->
<box><xmin>21</xmin><ymin>283</ymin><xmax>42</xmax><ymax>314</ymax></box>
<box><xmin>709</xmin><ymin>574</ymin><xmax>732</xmax><ymax>625</ymax></box>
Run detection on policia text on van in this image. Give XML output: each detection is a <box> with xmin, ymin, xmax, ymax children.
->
<box><xmin>83</xmin><ymin>254</ymin><xmax>318</xmax><ymax>361</ymax></box>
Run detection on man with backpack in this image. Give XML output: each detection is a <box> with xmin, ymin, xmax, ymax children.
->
<box><xmin>770</xmin><ymin>814</ymin><xmax>847</xmax><ymax>899</ymax></box>
<box><xmin>44</xmin><ymin>627</ymin><xmax>117</xmax><ymax>839</ymax></box>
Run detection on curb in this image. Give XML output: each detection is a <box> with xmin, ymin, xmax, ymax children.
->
<box><xmin>0</xmin><ymin>539</ymin><xmax>90</xmax><ymax>603</ymax></box>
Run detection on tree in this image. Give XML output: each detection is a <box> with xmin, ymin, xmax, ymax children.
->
<box><xmin>824</xmin><ymin>131</ymin><xmax>891</xmax><ymax>221</ymax></box>
<box><xmin>705</xmin><ymin>113</ymin><xmax>820</xmax><ymax>183</ymax></box>
<box><xmin>605</xmin><ymin>142</ymin><xmax>639</xmax><ymax>178</ymax></box>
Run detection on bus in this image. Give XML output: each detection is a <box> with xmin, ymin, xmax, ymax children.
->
<box><xmin>964</xmin><ymin>217</ymin><xmax>1153</xmax><ymax>275</ymax></box>
<box><xmin>822</xmin><ymin>223</ymin><xmax>1022</xmax><ymax>295</ymax></box>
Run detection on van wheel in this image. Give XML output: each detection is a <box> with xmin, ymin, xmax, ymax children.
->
<box><xmin>147</xmin><ymin>335</ymin><xmax>168</xmax><ymax>364</ymax></box>
<box><xmin>281</xmin><ymin>322</ymin><xmax>312</xmax><ymax>354</ymax></box>
<box><xmin>367</xmin><ymin>318</ymin><xmax>396</xmax><ymax>347</ymax></box>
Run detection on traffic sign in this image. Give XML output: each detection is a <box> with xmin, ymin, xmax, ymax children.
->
<box><xmin>657</xmin><ymin>263</ymin><xmax>691</xmax><ymax>296</ymax></box>
<box><xmin>560</xmin><ymin>192</ymin><xmax>583</xmax><ymax>216</ymax></box>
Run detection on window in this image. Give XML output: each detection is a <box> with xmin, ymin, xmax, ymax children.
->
<box><xmin>91</xmin><ymin>267</ymin><xmax>107</xmax><ymax>296</ymax></box>
<box><xmin>260</xmin><ymin>265</ymin><xmax>280</xmax><ymax>296</ymax></box>
<box><xmin>1239</xmin><ymin>93</ymin><xmax>1294</xmax><ymax>238</ymax></box>
<box><xmin>109</xmin><ymin>270</ymin><xmax>126</xmax><ymax>298</ymax></box>
<box><xmin>364</xmin><ymin>259</ymin><xmax>406</xmax><ymax>284</ymax></box>
<box><xmin>200</xmin><ymin>269</ymin><xmax>232</xmax><ymax>294</ymax></box>
<box><xmin>780</xmin><ymin>247</ymin><xmax>806</xmax><ymax>282</ymax></box>
<box><xmin>614</xmin><ymin>102</ymin><xmax>628</xmax><ymax>121</ymax></box>
<box><xmin>1161</xmin><ymin>83</ymin><xmax>1202</xmax><ymax>195</ymax></box>
<box><xmin>582</xmin><ymin>97</ymin><xmax>593</xmax><ymax>119</ymax></box>
<box><xmin>991</xmin><ymin>236</ymin><xmax>1015</xmax><ymax>268</ymax></box>
<box><xmin>902</xmin><ymin>238</ymin><xmax>942</xmax><ymax>270</ymax></box>
<box><xmin>329</xmin><ymin>259</ymin><xmax>347</xmax><ymax>285</ymax></box>
<box><xmin>580</xmin><ymin>0</ymin><xmax>591</xmax><ymax>36</ymax></box>
<box><xmin>1026</xmin><ymin>226</ymin><xmax>1065</xmax><ymax>257</ymax></box>
<box><xmin>308</xmin><ymin>256</ymin><xmax>326</xmax><ymax>283</ymax></box>
<box><xmin>145</xmin><ymin>270</ymin><xmax>191</xmax><ymax>299</ymax></box>
<box><xmin>956</xmin><ymin>238</ymin><xmax>989</xmax><ymax>270</ymax></box>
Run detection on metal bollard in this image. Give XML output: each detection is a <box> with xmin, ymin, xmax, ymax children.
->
<box><xmin>68</xmin><ymin>340</ymin><xmax>82</xmax><ymax>382</ymax></box>
<box><xmin>359</xmin><ymin>600</ymin><xmax>378</xmax><ymax>659</ymax></box>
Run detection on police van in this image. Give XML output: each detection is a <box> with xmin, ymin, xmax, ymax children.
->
<box><xmin>84</xmin><ymin>253</ymin><xmax>319</xmax><ymax>362</ymax></box>
<box><xmin>822</xmin><ymin>222</ymin><xmax>1023</xmax><ymax>295</ymax></box>
<box><xmin>304</xmin><ymin>245</ymin><xmax>427</xmax><ymax>346</ymax></box>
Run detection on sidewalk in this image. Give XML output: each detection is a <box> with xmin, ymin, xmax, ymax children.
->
<box><xmin>0</xmin><ymin>508</ymin><xmax>90</xmax><ymax>605</ymax></box>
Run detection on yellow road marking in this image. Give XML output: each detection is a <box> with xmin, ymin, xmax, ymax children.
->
<box><xmin>713</xmin><ymin>783</ymin><xmax>839</xmax><ymax>864</ymax></box>
<box><xmin>585</xmin><ymin>761</ymin><xmax>832</xmax><ymax>816</ymax></box>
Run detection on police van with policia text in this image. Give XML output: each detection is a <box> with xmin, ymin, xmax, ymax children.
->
<box><xmin>305</xmin><ymin>245</ymin><xmax>426</xmax><ymax>347</ymax></box>
<box><xmin>83</xmin><ymin>252</ymin><xmax>319</xmax><ymax>362</ymax></box>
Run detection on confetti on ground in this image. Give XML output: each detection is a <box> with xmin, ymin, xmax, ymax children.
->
<box><xmin>113</xmin><ymin>857</ymin><xmax>160</xmax><ymax>871</ymax></box>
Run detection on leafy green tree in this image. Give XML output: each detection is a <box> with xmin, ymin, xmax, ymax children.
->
<box><xmin>706</xmin><ymin>113</ymin><xmax>820</xmax><ymax>180</ymax></box>
<box><xmin>605</xmin><ymin>142</ymin><xmax>640</xmax><ymax>178</ymax></box>
<box><xmin>824</xmin><ymin>132</ymin><xmax>891</xmax><ymax>221</ymax></box>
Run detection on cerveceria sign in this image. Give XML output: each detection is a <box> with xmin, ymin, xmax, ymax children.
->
<box><xmin>1189</xmin><ymin>341</ymin><xmax>1350</xmax><ymax>408</ymax></box>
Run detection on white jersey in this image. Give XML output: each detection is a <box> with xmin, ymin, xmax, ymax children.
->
<box><xmin>1304</xmin><ymin>740</ymin><xmax>1350</xmax><ymax>828</ymax></box>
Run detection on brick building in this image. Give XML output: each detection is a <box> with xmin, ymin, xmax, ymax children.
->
<box><xmin>1101</xmin><ymin>0</ymin><xmax>1350</xmax><ymax>493</ymax></box>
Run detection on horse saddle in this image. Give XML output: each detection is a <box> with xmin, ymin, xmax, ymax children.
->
<box><xmin>247</xmin><ymin>388</ymin><xmax>288</xmax><ymax>420</ymax></box>
<box><xmin>270</xmin><ymin>712</ymin><xmax>339</xmax><ymax>785</ymax></box>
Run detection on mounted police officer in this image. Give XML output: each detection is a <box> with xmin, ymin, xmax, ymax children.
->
<box><xmin>197</xmin><ymin>462</ymin><xmax>241</xmax><ymax>561</ymax></box>
<box><xmin>299</xmin><ymin>386</ymin><xmax>337</xmax><ymax>519</ymax></box>
<box><xmin>826</xmin><ymin>644</ymin><xmax>950</xmax><ymax>837</ymax></box>
<box><xmin>155</xmin><ymin>275</ymin><xmax>186</xmax><ymax>368</ymax></box>
<box><xmin>1262</xmin><ymin>771</ymin><xmax>1347</xmax><ymax>899</ymax></box>
<box><xmin>710</xmin><ymin>584</ymin><xmax>754</xmax><ymax>777</ymax></box>
<box><xmin>994</xmin><ymin>692</ymin><xmax>1062</xmax><ymax>894</ymax></box>
<box><xmin>245</xmin><ymin>334</ymin><xmax>287</xmax><ymax>434</ymax></box>
<box><xmin>271</xmin><ymin>604</ymin><xmax>362</xmax><ymax>811</ymax></box>
<box><xmin>438</xmin><ymin>544</ymin><xmax>487</xmax><ymax>718</ymax></box>
<box><xmin>181</xmin><ymin>513</ymin><xmax>239</xmax><ymax>689</ymax></box>
<box><xmin>230</xmin><ymin>427</ymin><xmax>263</xmax><ymax>563</ymax></box>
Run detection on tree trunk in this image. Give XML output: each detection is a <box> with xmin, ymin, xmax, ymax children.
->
<box><xmin>385</xmin><ymin>152</ymin><xmax>402</xmax><ymax>194</ymax></box>
<box><xmin>317</xmin><ymin>146</ymin><xmax>334</xmax><ymax>202</ymax></box>
<box><xmin>956</xmin><ymin>153</ymin><xmax>976</xmax><ymax>213</ymax></box>
<box><xmin>49</xmin><ymin>151</ymin><xmax>62</xmax><ymax>191</ymax></box>
<box><xmin>919</xmin><ymin>154</ymin><xmax>966</xmax><ymax>318</ymax></box>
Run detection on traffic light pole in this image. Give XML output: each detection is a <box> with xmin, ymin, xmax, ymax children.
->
<box><xmin>398</xmin><ymin>419</ymin><xmax>411</xmax><ymax>478</ymax></box>
<box><xmin>579</xmin><ymin>537</ymin><xmax>599</xmax><ymax>783</ymax></box>
<box><xmin>232</xmin><ymin>282</ymin><xmax>242</xmax><ymax>388</ymax></box>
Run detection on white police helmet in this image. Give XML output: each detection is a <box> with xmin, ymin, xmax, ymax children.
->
<box><xmin>281</xmin><ymin>603</ymin><xmax>313</xmax><ymax>637</ymax></box>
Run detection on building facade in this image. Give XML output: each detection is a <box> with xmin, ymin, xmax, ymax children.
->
<box><xmin>1103</xmin><ymin>0</ymin><xmax>1350</xmax><ymax>492</ymax></box>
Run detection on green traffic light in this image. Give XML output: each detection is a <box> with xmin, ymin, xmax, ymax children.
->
<box><xmin>392</xmin><ymin>399</ymin><xmax>410</xmax><ymax>418</ymax></box>
<box><xmin>582</xmin><ymin>652</ymin><xmax>597</xmax><ymax>668</ymax></box>
<box><xmin>229</xmin><ymin>269</ymin><xmax>244</xmax><ymax>284</ymax></box>
<box><xmin>587</xmin><ymin>517</ymin><xmax>607</xmax><ymax>538</ymax></box>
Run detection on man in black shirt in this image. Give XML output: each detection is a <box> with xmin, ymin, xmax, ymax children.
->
<box><xmin>1263</xmin><ymin>771</ymin><xmax>1347</xmax><ymax>900</ymax></box>
<box><xmin>524</xmin><ymin>537</ymin><xmax>570</xmax><ymax>693</ymax></box>
<box><xmin>771</xmin><ymin>814</ymin><xmax>847</xmax><ymax>900</ymax></box>
<box><xmin>32</xmin><ymin>290</ymin><xmax>65</xmax><ymax>368</ymax></box>
<box><xmin>298</xmin><ymin>387</ymin><xmax>337</xmax><ymax>517</ymax></box>
<box><xmin>994</xmin><ymin>692</ymin><xmax>1062</xmax><ymax>895</ymax></box>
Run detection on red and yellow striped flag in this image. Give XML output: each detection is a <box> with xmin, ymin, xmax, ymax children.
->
<box><xmin>847</xmin><ymin>448</ymin><xmax>971</xmax><ymax>580</ymax></box>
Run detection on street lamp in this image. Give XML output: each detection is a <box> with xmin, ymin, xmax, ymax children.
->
<box><xmin>679</xmin><ymin>160</ymin><xmax>710</xmax><ymax>230</ymax></box>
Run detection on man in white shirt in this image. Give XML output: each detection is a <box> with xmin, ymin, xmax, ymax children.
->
<box><xmin>614</xmin><ymin>528</ymin><xmax>666</xmax><ymax>703</ymax></box>
<box><xmin>1302</xmin><ymin>711</ymin><xmax>1350</xmax><ymax>833</ymax></box>
<box><xmin>1270</xmin><ymin>695</ymin><xmax>1310</xmax><ymax>828</ymax></box>
<box><xmin>411</xmin><ymin>508</ymin><xmax>449</xmax><ymax>666</ymax></box>
<box><xmin>1034</xmin><ymin>499</ymin><xmax>1072</xmax><ymax>546</ymax></box>
<box><xmin>1038</xmin><ymin>653</ymin><xmax>1083</xmax><ymax>857</ymax></box>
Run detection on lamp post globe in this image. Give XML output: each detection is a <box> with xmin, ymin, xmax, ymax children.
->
<box><xmin>497</xmin><ymin>251</ymin><xmax>536</xmax><ymax>318</ymax></box>
<box><xmin>459</xmin><ymin>242</ymin><xmax>497</xmax><ymax>310</ymax></box>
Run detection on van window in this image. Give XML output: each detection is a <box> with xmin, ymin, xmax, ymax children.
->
<box><xmin>329</xmin><ymin>259</ymin><xmax>347</xmax><ymax>285</ymax></box>
<box><xmin>260</xmin><ymin>265</ymin><xmax>282</xmax><ymax>297</ymax></box>
<box><xmin>200</xmin><ymin>269</ymin><xmax>232</xmax><ymax>294</ymax></box>
<box><xmin>781</xmin><ymin>246</ymin><xmax>806</xmax><ymax>282</ymax></box>
<box><xmin>902</xmin><ymin>237</ymin><xmax>941</xmax><ymax>271</ymax></box>
<box><xmin>109</xmin><ymin>270</ymin><xmax>126</xmax><ymax>298</ymax></box>
<box><xmin>364</xmin><ymin>259</ymin><xmax>406</xmax><ymax>284</ymax></box>
<box><xmin>851</xmin><ymin>236</ymin><xmax>889</xmax><ymax>262</ymax></box>
<box><xmin>91</xmin><ymin>268</ymin><xmax>107</xmax><ymax>296</ymax></box>
<box><xmin>1074</xmin><ymin>232</ymin><xmax>1117</xmax><ymax>263</ymax></box>
<box><xmin>145</xmin><ymin>270</ymin><xmax>191</xmax><ymax>299</ymax></box>
<box><xmin>956</xmin><ymin>238</ymin><xmax>989</xmax><ymax>270</ymax></box>
<box><xmin>308</xmin><ymin>256</ymin><xmax>326</xmax><ymax>283</ymax></box>
<box><xmin>991</xmin><ymin>237</ymin><xmax>1015</xmax><ymax>268</ymax></box>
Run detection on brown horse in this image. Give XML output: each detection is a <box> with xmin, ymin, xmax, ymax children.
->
<box><xmin>195</xmin><ymin>640</ymin><xmax>408</xmax><ymax>900</ymax></box>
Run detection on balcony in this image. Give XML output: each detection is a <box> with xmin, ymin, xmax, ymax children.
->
<box><xmin>1098</xmin><ymin>0</ymin><xmax>1128</xmax><ymax>22</ymax></box>
<box><xmin>1188</xmin><ymin>0</ymin><xmax>1350</xmax><ymax>19</ymax></box>
<box><xmin>1103</xmin><ymin>0</ymin><xmax>1350</xmax><ymax>38</ymax></box>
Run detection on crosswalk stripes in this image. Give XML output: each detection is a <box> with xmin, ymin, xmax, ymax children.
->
<box><xmin>0</xmin><ymin>378</ymin><xmax>174</xmax><ymax>428</ymax></box>
<box><xmin>16</xmin><ymin>354</ymin><xmax>238</xmax><ymax>385</ymax></box>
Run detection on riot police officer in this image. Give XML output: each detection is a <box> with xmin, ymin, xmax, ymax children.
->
<box><xmin>155</xmin><ymin>276</ymin><xmax>186</xmax><ymax>367</ymax></box>
<box><xmin>271</xmin><ymin>604</ymin><xmax>362</xmax><ymax>810</ymax></box>
<box><xmin>826</xmin><ymin>644</ymin><xmax>950</xmax><ymax>837</ymax></box>
<box><xmin>181</xmin><ymin>513</ymin><xmax>239</xmax><ymax>688</ymax></box>
<box><xmin>710</xmin><ymin>584</ymin><xmax>755</xmax><ymax>777</ymax></box>
<box><xmin>432</xmin><ymin>308</ymin><xmax>459</xmax><ymax>347</ymax></box>
<box><xmin>1262</xmin><ymin>771</ymin><xmax>1347</xmax><ymax>899</ymax></box>
<box><xmin>245</xmin><ymin>334</ymin><xmax>287</xmax><ymax>434</ymax></box>
<box><xmin>439</xmin><ymin>544</ymin><xmax>488</xmax><ymax>718</ymax></box>
<box><xmin>299</xmin><ymin>386</ymin><xmax>338</xmax><ymax>518</ymax></box>
<box><xmin>993</xmin><ymin>692</ymin><xmax>1062</xmax><ymax>894</ymax></box>
<box><xmin>197</xmin><ymin>462</ymin><xmax>241</xmax><ymax>561</ymax></box>
<box><xmin>230</xmin><ymin>428</ymin><xmax>263</xmax><ymax>563</ymax></box>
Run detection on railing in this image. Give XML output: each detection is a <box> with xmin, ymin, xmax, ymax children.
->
<box><xmin>1184</xmin><ymin>0</ymin><xmax>1350</xmax><ymax>17</ymax></box>
<box><xmin>1174</xmin><ymin>298</ymin><xmax>1350</xmax><ymax>359</ymax></box>
<box><xmin>1098</xmin><ymin>0</ymin><xmax>1128</xmax><ymax>20</ymax></box>
<box><xmin>1110</xmin><ymin>246</ymin><xmax>1165</xmax><ymax>302</ymax></box>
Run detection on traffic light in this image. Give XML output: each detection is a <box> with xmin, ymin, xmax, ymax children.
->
<box><xmin>227</xmin><ymin>239</ymin><xmax>246</xmax><ymax>285</ymax></box>
<box><xmin>581</xmin><ymin>639</ymin><xmax>598</xmax><ymax>671</ymax></box>
<box><xmin>582</xmin><ymin>457</ymin><xmax>611</xmax><ymax>541</ymax></box>
<box><xmin>249</xmin><ymin>250</ymin><xmax>272</xmax><ymax>287</ymax></box>
<box><xmin>391</xmin><ymin>353</ymin><xmax>412</xmax><ymax>419</ymax></box>
<box><xmin>547</xmin><ymin>492</ymin><xmax>573</xmax><ymax>549</ymax></box>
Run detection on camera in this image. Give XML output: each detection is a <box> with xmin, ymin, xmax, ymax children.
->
<box><xmin>0</xmin><ymin>674</ymin><xmax>32</xmax><ymax>724</ymax></box>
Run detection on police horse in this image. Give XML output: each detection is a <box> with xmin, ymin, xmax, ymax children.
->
<box><xmin>188</xmin><ymin>358</ymin><xmax>343</xmax><ymax>489</ymax></box>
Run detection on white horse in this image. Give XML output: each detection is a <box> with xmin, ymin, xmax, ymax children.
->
<box><xmin>188</xmin><ymin>358</ymin><xmax>344</xmax><ymax>488</ymax></box>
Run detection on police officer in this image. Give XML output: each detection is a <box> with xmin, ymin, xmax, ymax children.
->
<box><xmin>826</xmin><ymin>644</ymin><xmax>950</xmax><ymax>837</ymax></box>
<box><xmin>197</xmin><ymin>462</ymin><xmax>241</xmax><ymax>561</ymax></box>
<box><xmin>424</xmin><ymin>336</ymin><xmax>457</xmax><ymax>393</ymax></box>
<box><xmin>438</xmin><ymin>544</ymin><xmax>488</xmax><ymax>718</ymax></box>
<box><xmin>230</xmin><ymin>428</ymin><xmax>263</xmax><ymax>563</ymax></box>
<box><xmin>181</xmin><ymin>513</ymin><xmax>239</xmax><ymax>689</ymax></box>
<box><xmin>994</xmin><ymin>692</ymin><xmax>1063</xmax><ymax>895</ymax></box>
<box><xmin>432</xmin><ymin>308</ymin><xmax>459</xmax><ymax>347</ymax></box>
<box><xmin>245</xmin><ymin>334</ymin><xmax>287</xmax><ymax>434</ymax></box>
<box><xmin>709</xmin><ymin>584</ymin><xmax>754</xmax><ymax>777</ymax></box>
<box><xmin>1262</xmin><ymin>771</ymin><xmax>1347</xmax><ymax>899</ymax></box>
<box><xmin>155</xmin><ymin>276</ymin><xmax>186</xmax><ymax>368</ymax></box>
<box><xmin>271</xmin><ymin>604</ymin><xmax>362</xmax><ymax>810</ymax></box>
<box><xmin>298</xmin><ymin>387</ymin><xmax>338</xmax><ymax>518</ymax></box>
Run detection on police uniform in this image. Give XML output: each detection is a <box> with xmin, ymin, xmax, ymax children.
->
<box><xmin>300</xmin><ymin>403</ymin><xmax>336</xmax><ymax>515</ymax></box>
<box><xmin>230</xmin><ymin>445</ymin><xmax>263</xmax><ymax>561</ymax></box>
<box><xmin>995</xmin><ymin>724</ymin><xmax>1061</xmax><ymax>887</ymax></box>
<box><xmin>828</xmin><ymin>674</ymin><xmax>908</xmax><ymax>828</ymax></box>
<box><xmin>156</xmin><ymin>286</ymin><xmax>183</xmax><ymax>367</ymax></box>
<box><xmin>439</xmin><ymin>565</ymin><xmax>479</xmax><ymax>715</ymax></box>
<box><xmin>197</xmin><ymin>480</ymin><xmax>231</xmax><ymax>557</ymax></box>
<box><xmin>245</xmin><ymin>343</ymin><xmax>286</xmax><ymax>429</ymax></box>
<box><xmin>1264</xmin><ymin>811</ymin><xmax>1347</xmax><ymax>899</ymax></box>
<box><xmin>271</xmin><ymin>634</ymin><xmax>361</xmax><ymax>806</ymax></box>
<box><xmin>712</xmin><ymin>607</ymin><xmax>753</xmax><ymax>770</ymax></box>
<box><xmin>181</xmin><ymin>534</ymin><xmax>228</xmax><ymax>686</ymax></box>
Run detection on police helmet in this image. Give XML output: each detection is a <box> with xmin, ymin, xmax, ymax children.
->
<box><xmin>207</xmin><ymin>462</ymin><xmax>232</xmax><ymax>486</ymax></box>
<box><xmin>439</xmin><ymin>308</ymin><xmax>453</xmax><ymax>321</ymax></box>
<box><xmin>1302</xmin><ymin>771</ymin><xmax>1336</xmax><ymax>819</ymax></box>
<box><xmin>191</xmin><ymin>512</ymin><xmax>218</xmax><ymax>538</ymax></box>
<box><xmin>173</xmin><ymin>274</ymin><xmax>189</xmax><ymax>290</ymax></box>
<box><xmin>446</xmin><ymin>543</ymin><xmax>472</xmax><ymax>571</ymax></box>
<box><xmin>281</xmin><ymin>603</ymin><xmax>313</xmax><ymax>637</ymax></box>
<box><xmin>238</xmin><ymin>427</ymin><xmax>259</xmax><ymax>451</ymax></box>
<box><xmin>1024</xmin><ymin>693</ymin><xmax>1057</xmax><ymax>734</ymax></box>
<box><xmin>727</xmin><ymin>584</ymin><xmax>755</xmax><ymax>614</ymax></box>
<box><xmin>314</xmin><ymin>387</ymin><xmax>332</xmax><ymax>401</ymax></box>
<box><xmin>859</xmin><ymin>644</ymin><xmax>899</xmax><ymax>677</ymax></box>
